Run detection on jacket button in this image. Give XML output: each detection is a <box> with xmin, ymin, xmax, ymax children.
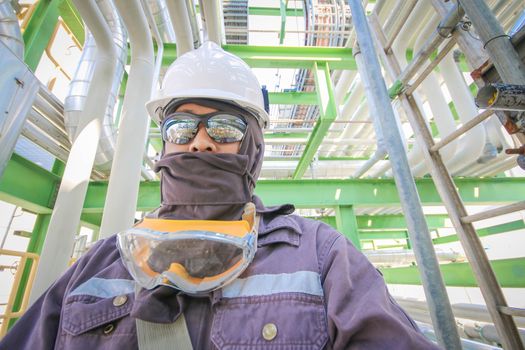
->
<box><xmin>262</xmin><ymin>323</ymin><xmax>277</xmax><ymax>341</ymax></box>
<box><xmin>103</xmin><ymin>323</ymin><xmax>115</xmax><ymax>335</ymax></box>
<box><xmin>113</xmin><ymin>295</ymin><xmax>128</xmax><ymax>307</ymax></box>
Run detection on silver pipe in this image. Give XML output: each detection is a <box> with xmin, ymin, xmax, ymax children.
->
<box><xmin>0</xmin><ymin>0</ymin><xmax>23</xmax><ymax>58</ymax></box>
<box><xmin>63</xmin><ymin>0</ymin><xmax>127</xmax><ymax>173</ymax></box>
<box><xmin>364</xmin><ymin>249</ymin><xmax>463</xmax><ymax>266</ymax></box>
<box><xmin>185</xmin><ymin>0</ymin><xmax>200</xmax><ymax>47</ymax></box>
<box><xmin>461</xmin><ymin>0</ymin><xmax>525</xmax><ymax>85</ymax></box>
<box><xmin>416</xmin><ymin>322</ymin><xmax>503</xmax><ymax>350</ymax></box>
<box><xmin>165</xmin><ymin>0</ymin><xmax>193</xmax><ymax>55</ymax></box>
<box><xmin>347</xmin><ymin>1</ymin><xmax>462</xmax><ymax>348</ymax></box>
<box><xmin>145</xmin><ymin>0</ymin><xmax>176</xmax><ymax>42</ymax></box>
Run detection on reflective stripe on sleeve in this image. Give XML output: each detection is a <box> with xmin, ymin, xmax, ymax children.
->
<box><xmin>222</xmin><ymin>271</ymin><xmax>323</xmax><ymax>298</ymax></box>
<box><xmin>69</xmin><ymin>278</ymin><xmax>135</xmax><ymax>298</ymax></box>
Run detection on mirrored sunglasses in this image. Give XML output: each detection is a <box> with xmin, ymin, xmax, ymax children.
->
<box><xmin>161</xmin><ymin>112</ymin><xmax>248</xmax><ymax>145</ymax></box>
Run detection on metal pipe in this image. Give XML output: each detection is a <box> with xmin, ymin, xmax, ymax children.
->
<box><xmin>30</xmin><ymin>0</ymin><xmax>117</xmax><ymax>303</ymax></box>
<box><xmin>476</xmin><ymin>84</ymin><xmax>525</xmax><ymax>111</ymax></box>
<box><xmin>364</xmin><ymin>249</ymin><xmax>463</xmax><ymax>266</ymax></box>
<box><xmin>165</xmin><ymin>0</ymin><xmax>193</xmax><ymax>55</ymax></box>
<box><xmin>145</xmin><ymin>0</ymin><xmax>176</xmax><ymax>43</ymax></box>
<box><xmin>431</xmin><ymin>110</ymin><xmax>494</xmax><ymax>152</ymax></box>
<box><xmin>100</xmin><ymin>0</ymin><xmax>154</xmax><ymax>238</ymax></box>
<box><xmin>352</xmin><ymin>42</ymin><xmax>387</xmax><ymax>177</ymax></box>
<box><xmin>140</xmin><ymin>0</ymin><xmax>163</xmax><ymax>97</ymax></box>
<box><xmin>461</xmin><ymin>201</ymin><xmax>525</xmax><ymax>224</ymax></box>
<box><xmin>347</xmin><ymin>1</ymin><xmax>462</xmax><ymax>348</ymax></box>
<box><xmin>396</xmin><ymin>5</ymin><xmax>465</xmax><ymax>87</ymax></box>
<box><xmin>63</xmin><ymin>0</ymin><xmax>127</xmax><ymax>172</ymax></box>
<box><xmin>383</xmin><ymin>0</ymin><xmax>417</xmax><ymax>53</ymax></box>
<box><xmin>185</xmin><ymin>0</ymin><xmax>200</xmax><ymax>47</ymax></box>
<box><xmin>461</xmin><ymin>0</ymin><xmax>525</xmax><ymax>84</ymax></box>
<box><xmin>199</xmin><ymin>0</ymin><xmax>223</xmax><ymax>44</ymax></box>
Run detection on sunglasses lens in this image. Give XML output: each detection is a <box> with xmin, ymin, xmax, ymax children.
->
<box><xmin>163</xmin><ymin>119</ymin><xmax>199</xmax><ymax>144</ymax></box>
<box><xmin>207</xmin><ymin>115</ymin><xmax>247</xmax><ymax>143</ymax></box>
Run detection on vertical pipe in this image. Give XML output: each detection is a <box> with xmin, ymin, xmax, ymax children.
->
<box><xmin>100</xmin><ymin>0</ymin><xmax>154</xmax><ymax>238</ymax></box>
<box><xmin>460</xmin><ymin>0</ymin><xmax>525</xmax><ymax>84</ymax></box>
<box><xmin>199</xmin><ymin>0</ymin><xmax>222</xmax><ymax>44</ymax></box>
<box><xmin>30</xmin><ymin>0</ymin><xmax>117</xmax><ymax>302</ymax></box>
<box><xmin>346</xmin><ymin>1</ymin><xmax>462</xmax><ymax>349</ymax></box>
<box><xmin>165</xmin><ymin>0</ymin><xmax>193</xmax><ymax>56</ymax></box>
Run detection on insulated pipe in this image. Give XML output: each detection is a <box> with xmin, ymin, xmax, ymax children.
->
<box><xmin>325</xmin><ymin>82</ymin><xmax>364</xmax><ymax>155</ymax></box>
<box><xmin>374</xmin><ymin>0</ymin><xmax>433</xmax><ymax>175</ymax></box>
<box><xmin>199</xmin><ymin>0</ymin><xmax>223</xmax><ymax>44</ymax></box>
<box><xmin>185</xmin><ymin>0</ymin><xmax>201</xmax><ymax>47</ymax></box>
<box><xmin>145</xmin><ymin>0</ymin><xmax>176</xmax><ymax>42</ymax></box>
<box><xmin>63</xmin><ymin>0</ymin><xmax>127</xmax><ymax>173</ymax></box>
<box><xmin>30</xmin><ymin>0</ymin><xmax>117</xmax><ymax>302</ymax></box>
<box><xmin>0</xmin><ymin>0</ymin><xmax>23</xmax><ymax>58</ymax></box>
<box><xmin>165</xmin><ymin>0</ymin><xmax>193</xmax><ymax>56</ymax></box>
<box><xmin>365</xmin><ymin>249</ymin><xmax>463</xmax><ymax>266</ymax></box>
<box><xmin>100</xmin><ymin>0</ymin><xmax>154</xmax><ymax>238</ymax></box>
<box><xmin>352</xmin><ymin>42</ymin><xmax>386</xmax><ymax>177</ymax></box>
<box><xmin>407</xmin><ymin>15</ymin><xmax>458</xmax><ymax>177</ymax></box>
<box><xmin>141</xmin><ymin>0</ymin><xmax>164</xmax><ymax>95</ymax></box>
<box><xmin>347</xmin><ymin>1</ymin><xmax>462</xmax><ymax>348</ymax></box>
<box><xmin>439</xmin><ymin>53</ymin><xmax>487</xmax><ymax>174</ymax></box>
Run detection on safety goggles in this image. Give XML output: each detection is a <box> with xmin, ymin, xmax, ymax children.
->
<box><xmin>161</xmin><ymin>112</ymin><xmax>247</xmax><ymax>145</ymax></box>
<box><xmin>117</xmin><ymin>203</ymin><xmax>259</xmax><ymax>294</ymax></box>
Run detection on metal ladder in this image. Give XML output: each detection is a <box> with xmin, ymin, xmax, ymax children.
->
<box><xmin>366</xmin><ymin>2</ymin><xmax>525</xmax><ymax>349</ymax></box>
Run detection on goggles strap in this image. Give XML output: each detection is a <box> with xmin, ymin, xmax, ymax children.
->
<box><xmin>135</xmin><ymin>284</ymin><xmax>193</xmax><ymax>350</ymax></box>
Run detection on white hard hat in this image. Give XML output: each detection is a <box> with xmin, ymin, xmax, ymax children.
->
<box><xmin>146</xmin><ymin>41</ymin><xmax>269</xmax><ymax>128</ymax></box>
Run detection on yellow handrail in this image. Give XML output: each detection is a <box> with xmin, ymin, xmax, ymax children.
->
<box><xmin>0</xmin><ymin>249</ymin><xmax>39</xmax><ymax>338</ymax></box>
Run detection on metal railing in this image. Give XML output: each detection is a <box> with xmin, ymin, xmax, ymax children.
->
<box><xmin>0</xmin><ymin>249</ymin><xmax>39</xmax><ymax>338</ymax></box>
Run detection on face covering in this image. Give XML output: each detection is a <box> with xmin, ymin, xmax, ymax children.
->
<box><xmin>149</xmin><ymin>98</ymin><xmax>265</xmax><ymax>221</ymax></box>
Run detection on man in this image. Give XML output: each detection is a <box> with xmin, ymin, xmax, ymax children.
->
<box><xmin>0</xmin><ymin>42</ymin><xmax>440</xmax><ymax>349</ymax></box>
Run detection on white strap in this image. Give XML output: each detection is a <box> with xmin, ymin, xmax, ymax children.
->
<box><xmin>136</xmin><ymin>313</ymin><xmax>193</xmax><ymax>350</ymax></box>
<box><xmin>135</xmin><ymin>284</ymin><xmax>193</xmax><ymax>350</ymax></box>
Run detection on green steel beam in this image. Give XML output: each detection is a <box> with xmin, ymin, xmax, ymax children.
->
<box><xmin>293</xmin><ymin>62</ymin><xmax>337</xmax><ymax>179</ymax></box>
<box><xmin>194</xmin><ymin>4</ymin><xmax>304</xmax><ymax>17</ymax></box>
<box><xmin>264</xmin><ymin>132</ymin><xmax>310</xmax><ymax>139</ymax></box>
<box><xmin>9</xmin><ymin>214</ymin><xmax>51</xmax><ymax>327</ymax></box>
<box><xmin>249</xmin><ymin>6</ymin><xmax>304</xmax><ymax>17</ymax></box>
<box><xmin>335</xmin><ymin>205</ymin><xmax>361</xmax><ymax>249</ymax></box>
<box><xmin>0</xmin><ymin>154</ymin><xmax>59</xmax><ymax>214</ymax></box>
<box><xmin>359</xmin><ymin>231</ymin><xmax>409</xmax><ymax>240</ymax></box>
<box><xmin>268</xmin><ymin>92</ymin><xmax>318</xmax><ymax>105</ymax></box>
<box><xmin>356</xmin><ymin>214</ymin><xmax>449</xmax><ymax>230</ymax></box>
<box><xmin>2</xmin><ymin>155</ymin><xmax>525</xmax><ymax>212</ymax></box>
<box><xmin>58</xmin><ymin>0</ymin><xmax>84</xmax><ymax>45</ymax></box>
<box><xmin>380</xmin><ymin>258</ymin><xmax>525</xmax><ymax>288</ymax></box>
<box><xmin>23</xmin><ymin>0</ymin><xmax>61</xmax><ymax>71</ymax></box>
<box><xmin>432</xmin><ymin>220</ymin><xmax>525</xmax><ymax>245</ymax></box>
<box><xmin>160</xmin><ymin>44</ymin><xmax>356</xmax><ymax>70</ymax></box>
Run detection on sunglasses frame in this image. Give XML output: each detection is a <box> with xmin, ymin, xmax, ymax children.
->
<box><xmin>161</xmin><ymin>111</ymin><xmax>248</xmax><ymax>145</ymax></box>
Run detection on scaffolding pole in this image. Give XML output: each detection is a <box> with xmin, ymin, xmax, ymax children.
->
<box><xmin>346</xmin><ymin>1</ymin><xmax>461</xmax><ymax>349</ymax></box>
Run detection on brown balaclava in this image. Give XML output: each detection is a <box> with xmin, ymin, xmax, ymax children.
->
<box><xmin>150</xmin><ymin>98</ymin><xmax>264</xmax><ymax>221</ymax></box>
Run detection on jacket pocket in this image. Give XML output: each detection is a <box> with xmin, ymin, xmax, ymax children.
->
<box><xmin>211</xmin><ymin>293</ymin><xmax>328</xmax><ymax>350</ymax></box>
<box><xmin>58</xmin><ymin>294</ymin><xmax>136</xmax><ymax>349</ymax></box>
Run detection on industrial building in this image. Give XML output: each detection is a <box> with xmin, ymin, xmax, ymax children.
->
<box><xmin>0</xmin><ymin>0</ymin><xmax>524</xmax><ymax>348</ymax></box>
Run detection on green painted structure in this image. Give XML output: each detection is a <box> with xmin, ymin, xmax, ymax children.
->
<box><xmin>1</xmin><ymin>0</ymin><xmax>525</xmax><ymax>321</ymax></box>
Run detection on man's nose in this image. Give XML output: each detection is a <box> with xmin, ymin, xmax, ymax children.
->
<box><xmin>189</xmin><ymin>124</ymin><xmax>217</xmax><ymax>152</ymax></box>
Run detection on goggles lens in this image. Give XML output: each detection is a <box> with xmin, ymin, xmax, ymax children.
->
<box><xmin>162</xmin><ymin>112</ymin><xmax>247</xmax><ymax>145</ymax></box>
<box><xmin>117</xmin><ymin>202</ymin><xmax>259</xmax><ymax>294</ymax></box>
